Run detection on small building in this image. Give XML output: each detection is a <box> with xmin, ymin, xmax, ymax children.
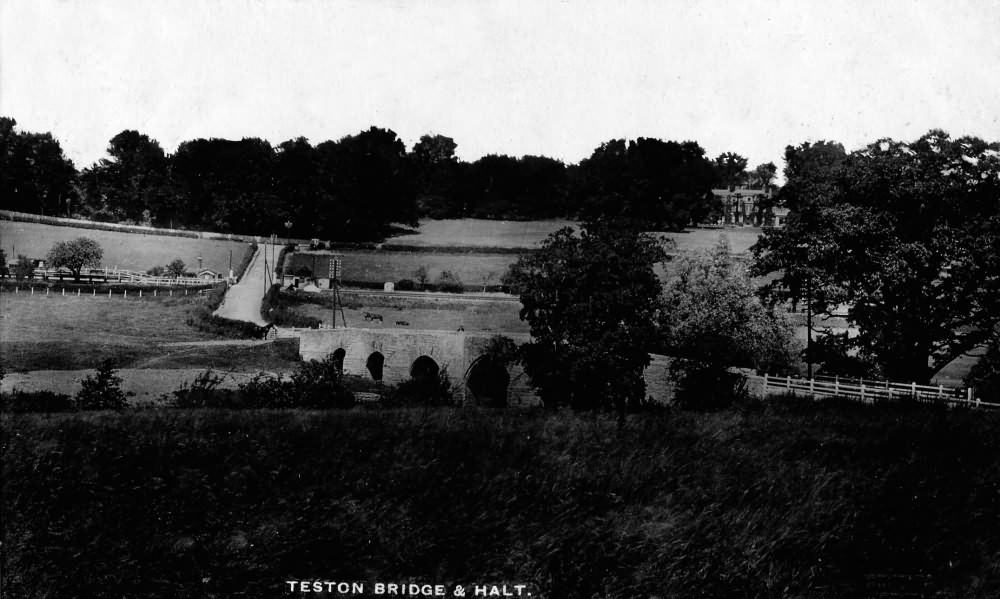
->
<box><xmin>197</xmin><ymin>268</ymin><xmax>222</xmax><ymax>281</ymax></box>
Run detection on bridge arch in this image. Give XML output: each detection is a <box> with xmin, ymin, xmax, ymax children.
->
<box><xmin>366</xmin><ymin>351</ymin><xmax>385</xmax><ymax>381</ymax></box>
<box><xmin>465</xmin><ymin>354</ymin><xmax>510</xmax><ymax>407</ymax></box>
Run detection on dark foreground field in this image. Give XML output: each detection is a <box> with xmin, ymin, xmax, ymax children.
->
<box><xmin>3</xmin><ymin>402</ymin><xmax>999</xmax><ymax>599</ymax></box>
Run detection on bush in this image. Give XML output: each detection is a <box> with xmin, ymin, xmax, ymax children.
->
<box><xmin>395</xmin><ymin>278</ymin><xmax>417</xmax><ymax>291</ymax></box>
<box><xmin>75</xmin><ymin>359</ymin><xmax>131</xmax><ymax>410</ymax></box>
<box><xmin>170</xmin><ymin>370</ymin><xmax>234</xmax><ymax>408</ymax></box>
<box><xmin>147</xmin><ymin>265</ymin><xmax>165</xmax><ymax>276</ymax></box>
<box><xmin>235</xmin><ymin>355</ymin><xmax>355</xmax><ymax>409</ymax></box>
<box><xmin>385</xmin><ymin>367</ymin><xmax>454</xmax><ymax>407</ymax></box>
<box><xmin>434</xmin><ymin>270</ymin><xmax>464</xmax><ymax>293</ymax></box>
<box><xmin>1</xmin><ymin>390</ymin><xmax>75</xmax><ymax>413</ymax></box>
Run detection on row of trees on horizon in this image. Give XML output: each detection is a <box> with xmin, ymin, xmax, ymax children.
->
<box><xmin>0</xmin><ymin>117</ymin><xmax>778</xmax><ymax>240</ymax></box>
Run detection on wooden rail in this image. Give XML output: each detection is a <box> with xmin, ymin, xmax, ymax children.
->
<box><xmin>754</xmin><ymin>374</ymin><xmax>998</xmax><ymax>409</ymax></box>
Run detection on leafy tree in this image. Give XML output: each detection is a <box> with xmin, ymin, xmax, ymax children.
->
<box><xmin>79</xmin><ymin>130</ymin><xmax>173</xmax><ymax>224</ymax></box>
<box><xmin>14</xmin><ymin>254</ymin><xmax>35</xmax><ymax>281</ymax></box>
<box><xmin>410</xmin><ymin>134</ymin><xmax>461</xmax><ymax>218</ymax></box>
<box><xmin>577</xmin><ymin>138</ymin><xmax>716</xmax><ymax>229</ymax></box>
<box><xmin>46</xmin><ymin>238</ymin><xmax>103</xmax><ymax>281</ymax></box>
<box><xmin>662</xmin><ymin>236</ymin><xmax>798</xmax><ymax>408</ymax></box>
<box><xmin>314</xmin><ymin>127</ymin><xmax>417</xmax><ymax>240</ymax></box>
<box><xmin>753</xmin><ymin>130</ymin><xmax>1000</xmax><ymax>384</ymax></box>
<box><xmin>505</xmin><ymin>220</ymin><xmax>669</xmax><ymax>410</ymax></box>
<box><xmin>434</xmin><ymin>270</ymin><xmax>464</xmax><ymax>293</ymax></box>
<box><xmin>750</xmin><ymin>162</ymin><xmax>778</xmax><ymax>191</ymax></box>
<box><xmin>414</xmin><ymin>265</ymin><xmax>429</xmax><ymax>289</ymax></box>
<box><xmin>147</xmin><ymin>265</ymin><xmax>166</xmax><ymax>277</ymax></box>
<box><xmin>171</xmin><ymin>137</ymin><xmax>279</xmax><ymax>233</ymax></box>
<box><xmin>165</xmin><ymin>258</ymin><xmax>186</xmax><ymax>278</ymax></box>
<box><xmin>713</xmin><ymin>152</ymin><xmax>749</xmax><ymax>190</ymax></box>
<box><xmin>0</xmin><ymin>117</ymin><xmax>78</xmax><ymax>215</ymax></box>
<box><xmin>75</xmin><ymin>359</ymin><xmax>129</xmax><ymax>410</ymax></box>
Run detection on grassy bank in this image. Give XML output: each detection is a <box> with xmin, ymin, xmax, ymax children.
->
<box><xmin>3</xmin><ymin>402</ymin><xmax>999</xmax><ymax>598</ymax></box>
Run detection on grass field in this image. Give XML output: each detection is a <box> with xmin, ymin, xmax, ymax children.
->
<box><xmin>1</xmin><ymin>220</ymin><xmax>253</xmax><ymax>275</ymax></box>
<box><xmin>386</xmin><ymin>219</ymin><xmax>763</xmax><ymax>254</ymax></box>
<box><xmin>290</xmin><ymin>290</ymin><xmax>528</xmax><ymax>333</ymax></box>
<box><xmin>0</xmin><ymin>293</ymin><xmax>298</xmax><ymax>372</ymax></box>
<box><xmin>3</xmin><ymin>403</ymin><xmax>999</xmax><ymax>598</ymax></box>
<box><xmin>289</xmin><ymin>250</ymin><xmax>521</xmax><ymax>289</ymax></box>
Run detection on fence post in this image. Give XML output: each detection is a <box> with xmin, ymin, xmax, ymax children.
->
<box><xmin>139</xmin><ymin>289</ymin><xmax>142</xmax><ymax>298</ymax></box>
<box><xmin>763</xmin><ymin>373</ymin><xmax>768</xmax><ymax>393</ymax></box>
<box><xmin>938</xmin><ymin>385</ymin><xmax>944</xmax><ymax>398</ymax></box>
<box><xmin>860</xmin><ymin>384</ymin><xmax>865</xmax><ymax>403</ymax></box>
<box><xmin>93</xmin><ymin>288</ymin><xmax>96</xmax><ymax>296</ymax></box>
<box><xmin>170</xmin><ymin>289</ymin><xmax>172</xmax><ymax>297</ymax></box>
<box><xmin>31</xmin><ymin>287</ymin><xmax>34</xmax><ymax>295</ymax></box>
<box><xmin>77</xmin><ymin>288</ymin><xmax>80</xmax><ymax>296</ymax></box>
<box><xmin>124</xmin><ymin>289</ymin><xmax>127</xmax><ymax>298</ymax></box>
<box><xmin>62</xmin><ymin>288</ymin><xmax>65</xmax><ymax>296</ymax></box>
<box><xmin>834</xmin><ymin>378</ymin><xmax>839</xmax><ymax>395</ymax></box>
<box><xmin>911</xmin><ymin>382</ymin><xmax>916</xmax><ymax>397</ymax></box>
<box><xmin>108</xmin><ymin>289</ymin><xmax>112</xmax><ymax>298</ymax></box>
<box><xmin>154</xmin><ymin>289</ymin><xmax>157</xmax><ymax>297</ymax></box>
<box><xmin>46</xmin><ymin>287</ymin><xmax>49</xmax><ymax>295</ymax></box>
<box><xmin>14</xmin><ymin>286</ymin><xmax>17</xmax><ymax>294</ymax></box>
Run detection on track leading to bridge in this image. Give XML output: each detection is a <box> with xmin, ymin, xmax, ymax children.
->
<box><xmin>213</xmin><ymin>244</ymin><xmax>274</xmax><ymax>326</ymax></box>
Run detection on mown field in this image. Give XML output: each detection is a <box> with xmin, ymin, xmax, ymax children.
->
<box><xmin>291</xmin><ymin>290</ymin><xmax>528</xmax><ymax>333</ymax></box>
<box><xmin>288</xmin><ymin>250</ymin><xmax>520</xmax><ymax>289</ymax></box>
<box><xmin>0</xmin><ymin>293</ymin><xmax>297</xmax><ymax>373</ymax></box>
<box><xmin>384</xmin><ymin>218</ymin><xmax>763</xmax><ymax>254</ymax></box>
<box><xmin>1</xmin><ymin>220</ymin><xmax>252</xmax><ymax>274</ymax></box>
<box><xmin>3</xmin><ymin>402</ymin><xmax>999</xmax><ymax>599</ymax></box>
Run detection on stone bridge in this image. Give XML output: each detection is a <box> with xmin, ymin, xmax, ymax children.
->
<box><xmin>299</xmin><ymin>327</ymin><xmax>674</xmax><ymax>405</ymax></box>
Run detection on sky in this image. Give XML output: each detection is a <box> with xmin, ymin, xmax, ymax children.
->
<box><xmin>2</xmin><ymin>0</ymin><xmax>999</xmax><ymax>175</ymax></box>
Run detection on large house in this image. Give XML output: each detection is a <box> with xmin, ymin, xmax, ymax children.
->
<box><xmin>711</xmin><ymin>186</ymin><xmax>788</xmax><ymax>227</ymax></box>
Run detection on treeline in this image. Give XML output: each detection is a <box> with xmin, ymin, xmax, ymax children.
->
<box><xmin>1</xmin><ymin>117</ymin><xmax>776</xmax><ymax>240</ymax></box>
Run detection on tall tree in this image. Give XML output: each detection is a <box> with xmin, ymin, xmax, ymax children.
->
<box><xmin>0</xmin><ymin>117</ymin><xmax>78</xmax><ymax>215</ymax></box>
<box><xmin>713</xmin><ymin>152</ymin><xmax>749</xmax><ymax>191</ymax></box>
<box><xmin>752</xmin><ymin>130</ymin><xmax>1000</xmax><ymax>383</ymax></box>
<box><xmin>749</xmin><ymin>162</ymin><xmax>778</xmax><ymax>191</ymax></box>
<box><xmin>411</xmin><ymin>134</ymin><xmax>461</xmax><ymax>218</ymax></box>
<box><xmin>315</xmin><ymin>126</ymin><xmax>417</xmax><ymax>240</ymax></box>
<box><xmin>80</xmin><ymin>130</ymin><xmax>172</xmax><ymax>224</ymax></box>
<box><xmin>504</xmin><ymin>220</ymin><xmax>669</xmax><ymax>410</ymax></box>
<box><xmin>578</xmin><ymin>138</ymin><xmax>716</xmax><ymax>229</ymax></box>
<box><xmin>171</xmin><ymin>137</ymin><xmax>278</xmax><ymax>233</ymax></box>
<box><xmin>662</xmin><ymin>236</ymin><xmax>798</xmax><ymax>407</ymax></box>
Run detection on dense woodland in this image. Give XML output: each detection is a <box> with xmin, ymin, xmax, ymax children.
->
<box><xmin>0</xmin><ymin>117</ymin><xmax>776</xmax><ymax>240</ymax></box>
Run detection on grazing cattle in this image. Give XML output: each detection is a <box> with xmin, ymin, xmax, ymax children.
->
<box><xmin>363</xmin><ymin>312</ymin><xmax>384</xmax><ymax>322</ymax></box>
<box><xmin>395</xmin><ymin>320</ymin><xmax>410</xmax><ymax>326</ymax></box>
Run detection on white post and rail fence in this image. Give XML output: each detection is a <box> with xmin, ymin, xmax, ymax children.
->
<box><xmin>749</xmin><ymin>372</ymin><xmax>997</xmax><ymax>409</ymax></box>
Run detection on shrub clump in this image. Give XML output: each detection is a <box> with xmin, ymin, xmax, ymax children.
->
<box><xmin>434</xmin><ymin>270</ymin><xmax>464</xmax><ymax>293</ymax></box>
<box><xmin>1</xmin><ymin>390</ymin><xmax>76</xmax><ymax>413</ymax></box>
<box><xmin>385</xmin><ymin>367</ymin><xmax>454</xmax><ymax>407</ymax></box>
<box><xmin>75</xmin><ymin>359</ymin><xmax>131</xmax><ymax>410</ymax></box>
<box><xmin>395</xmin><ymin>278</ymin><xmax>417</xmax><ymax>291</ymax></box>
<box><xmin>171</xmin><ymin>355</ymin><xmax>354</xmax><ymax>409</ymax></box>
